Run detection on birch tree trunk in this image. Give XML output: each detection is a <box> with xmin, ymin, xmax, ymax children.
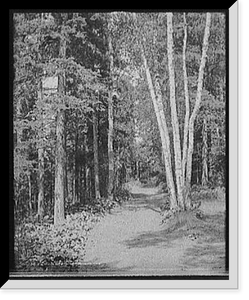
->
<box><xmin>107</xmin><ymin>17</ymin><xmax>114</xmax><ymax>199</ymax></box>
<box><xmin>181</xmin><ymin>13</ymin><xmax>190</xmax><ymax>193</ymax></box>
<box><xmin>166</xmin><ymin>12</ymin><xmax>184</xmax><ymax>208</ymax></box>
<box><xmin>54</xmin><ymin>19</ymin><xmax>67</xmax><ymax>225</ymax></box>
<box><xmin>201</xmin><ymin>116</ymin><xmax>208</xmax><ymax>186</ymax></box>
<box><xmin>141</xmin><ymin>46</ymin><xmax>177</xmax><ymax>208</ymax></box>
<box><xmin>186</xmin><ymin>12</ymin><xmax>211</xmax><ymax>206</ymax></box>
<box><xmin>131</xmin><ymin>11</ymin><xmax>177</xmax><ymax>208</ymax></box>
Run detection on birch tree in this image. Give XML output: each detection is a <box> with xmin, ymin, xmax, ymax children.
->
<box><xmin>201</xmin><ymin>116</ymin><xmax>208</xmax><ymax>186</ymax></box>
<box><xmin>166</xmin><ymin>12</ymin><xmax>184</xmax><ymax>209</ymax></box>
<box><xmin>181</xmin><ymin>12</ymin><xmax>190</xmax><ymax>192</ymax></box>
<box><xmin>133</xmin><ymin>13</ymin><xmax>177</xmax><ymax>208</ymax></box>
<box><xmin>185</xmin><ymin>12</ymin><xmax>212</xmax><ymax>206</ymax></box>
<box><xmin>133</xmin><ymin>12</ymin><xmax>211</xmax><ymax>210</ymax></box>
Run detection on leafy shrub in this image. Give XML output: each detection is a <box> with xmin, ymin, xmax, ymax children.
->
<box><xmin>114</xmin><ymin>187</ymin><xmax>131</xmax><ymax>204</ymax></box>
<box><xmin>15</xmin><ymin>189</ymin><xmax>132</xmax><ymax>272</ymax></box>
<box><xmin>161</xmin><ymin>198</ymin><xmax>201</xmax><ymax>225</ymax></box>
<box><xmin>190</xmin><ymin>185</ymin><xmax>226</xmax><ymax>202</ymax></box>
<box><xmin>15</xmin><ymin>211</ymin><xmax>99</xmax><ymax>272</ymax></box>
<box><xmin>213</xmin><ymin>186</ymin><xmax>226</xmax><ymax>201</ymax></box>
<box><xmin>76</xmin><ymin>198</ymin><xmax>115</xmax><ymax>216</ymax></box>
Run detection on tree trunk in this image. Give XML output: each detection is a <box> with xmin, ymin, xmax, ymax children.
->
<box><xmin>186</xmin><ymin>13</ymin><xmax>211</xmax><ymax>207</ymax></box>
<box><xmin>181</xmin><ymin>13</ymin><xmax>190</xmax><ymax>192</ymax></box>
<box><xmin>93</xmin><ymin>106</ymin><xmax>100</xmax><ymax>199</ymax></box>
<box><xmin>140</xmin><ymin>44</ymin><xmax>177</xmax><ymax>208</ymax></box>
<box><xmin>37</xmin><ymin>82</ymin><xmax>44</xmax><ymax>221</ymax></box>
<box><xmin>37</xmin><ymin>147</ymin><xmax>44</xmax><ymax>220</ymax></box>
<box><xmin>166</xmin><ymin>12</ymin><xmax>184</xmax><ymax>209</ymax></box>
<box><xmin>136</xmin><ymin>160</ymin><xmax>140</xmax><ymax>180</ymax></box>
<box><xmin>71</xmin><ymin>165</ymin><xmax>75</xmax><ymax>204</ymax></box>
<box><xmin>86</xmin><ymin>166</ymin><xmax>90</xmax><ymax>201</ymax></box>
<box><xmin>54</xmin><ymin>20</ymin><xmax>67</xmax><ymax>225</ymax></box>
<box><xmin>82</xmin><ymin>132</ymin><xmax>88</xmax><ymax>203</ymax></box>
<box><xmin>82</xmin><ymin>154</ymin><xmax>86</xmax><ymax>205</ymax></box>
<box><xmin>107</xmin><ymin>27</ymin><xmax>114</xmax><ymax>199</ymax></box>
<box><xmin>28</xmin><ymin>172</ymin><xmax>32</xmax><ymax>216</ymax></box>
<box><xmin>64</xmin><ymin>145</ymin><xmax>68</xmax><ymax>204</ymax></box>
<box><xmin>74</xmin><ymin>128</ymin><xmax>79</xmax><ymax>204</ymax></box>
<box><xmin>202</xmin><ymin>117</ymin><xmax>208</xmax><ymax>186</ymax></box>
<box><xmin>54</xmin><ymin>92</ymin><xmax>66</xmax><ymax>225</ymax></box>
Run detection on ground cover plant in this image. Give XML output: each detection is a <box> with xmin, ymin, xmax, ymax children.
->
<box><xmin>14</xmin><ymin>188</ymin><xmax>131</xmax><ymax>272</ymax></box>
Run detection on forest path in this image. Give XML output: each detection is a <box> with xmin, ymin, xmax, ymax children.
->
<box><xmin>82</xmin><ymin>182</ymin><xmax>226</xmax><ymax>276</ymax></box>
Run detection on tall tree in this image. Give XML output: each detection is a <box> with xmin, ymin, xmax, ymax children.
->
<box><xmin>185</xmin><ymin>12</ymin><xmax>211</xmax><ymax>205</ymax></box>
<box><xmin>54</xmin><ymin>14</ymin><xmax>67</xmax><ymax>225</ymax></box>
<box><xmin>37</xmin><ymin>81</ymin><xmax>45</xmax><ymax>221</ymax></box>
<box><xmin>166</xmin><ymin>12</ymin><xmax>184</xmax><ymax>209</ymax></box>
<box><xmin>132</xmin><ymin>12</ymin><xmax>212</xmax><ymax>210</ymax></box>
<box><xmin>107</xmin><ymin>14</ymin><xmax>114</xmax><ymax>199</ymax></box>
<box><xmin>181</xmin><ymin>12</ymin><xmax>190</xmax><ymax>192</ymax></box>
<box><xmin>133</xmin><ymin>14</ymin><xmax>177</xmax><ymax>208</ymax></box>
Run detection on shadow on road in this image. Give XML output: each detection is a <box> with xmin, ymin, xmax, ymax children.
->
<box><xmin>122</xmin><ymin>229</ymin><xmax>172</xmax><ymax>249</ymax></box>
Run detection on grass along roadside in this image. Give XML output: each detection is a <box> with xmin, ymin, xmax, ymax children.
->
<box><xmin>160</xmin><ymin>187</ymin><xmax>226</xmax><ymax>274</ymax></box>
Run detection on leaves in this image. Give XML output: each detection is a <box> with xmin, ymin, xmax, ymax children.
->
<box><xmin>15</xmin><ymin>208</ymin><xmax>99</xmax><ymax>272</ymax></box>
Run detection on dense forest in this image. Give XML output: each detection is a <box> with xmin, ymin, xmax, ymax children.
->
<box><xmin>12</xmin><ymin>11</ymin><xmax>226</xmax><ymax>274</ymax></box>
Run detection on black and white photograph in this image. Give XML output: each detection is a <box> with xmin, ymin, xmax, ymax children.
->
<box><xmin>7</xmin><ymin>6</ymin><xmax>239</xmax><ymax>288</ymax></box>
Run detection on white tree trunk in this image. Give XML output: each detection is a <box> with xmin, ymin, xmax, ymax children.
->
<box><xmin>166</xmin><ymin>12</ymin><xmax>184</xmax><ymax>208</ymax></box>
<box><xmin>141</xmin><ymin>47</ymin><xmax>177</xmax><ymax>208</ymax></box>
<box><xmin>186</xmin><ymin>12</ymin><xmax>211</xmax><ymax>206</ymax></box>
<box><xmin>181</xmin><ymin>12</ymin><xmax>190</xmax><ymax>193</ymax></box>
<box><xmin>202</xmin><ymin>116</ymin><xmax>208</xmax><ymax>186</ymax></box>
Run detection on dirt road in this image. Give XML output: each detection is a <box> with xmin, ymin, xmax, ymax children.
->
<box><xmin>82</xmin><ymin>183</ymin><xmax>227</xmax><ymax>276</ymax></box>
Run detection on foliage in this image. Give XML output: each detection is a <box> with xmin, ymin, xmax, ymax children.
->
<box><xmin>15</xmin><ymin>185</ymin><xmax>131</xmax><ymax>272</ymax></box>
<box><xmin>15</xmin><ymin>210</ymin><xmax>99</xmax><ymax>272</ymax></box>
<box><xmin>161</xmin><ymin>185</ymin><xmax>225</xmax><ymax>225</ymax></box>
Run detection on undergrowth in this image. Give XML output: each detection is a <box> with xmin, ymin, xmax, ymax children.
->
<box><xmin>160</xmin><ymin>186</ymin><xmax>226</xmax><ymax>243</ymax></box>
<box><xmin>15</xmin><ymin>211</ymin><xmax>99</xmax><ymax>272</ymax></box>
<box><xmin>14</xmin><ymin>187</ymin><xmax>131</xmax><ymax>273</ymax></box>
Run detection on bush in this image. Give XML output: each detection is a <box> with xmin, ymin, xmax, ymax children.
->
<box><xmin>88</xmin><ymin>197</ymin><xmax>117</xmax><ymax>215</ymax></box>
<box><xmin>15</xmin><ymin>189</ymin><xmax>131</xmax><ymax>272</ymax></box>
<box><xmin>190</xmin><ymin>185</ymin><xmax>226</xmax><ymax>202</ymax></box>
<box><xmin>114</xmin><ymin>187</ymin><xmax>131</xmax><ymax>204</ymax></box>
<box><xmin>15</xmin><ymin>210</ymin><xmax>99</xmax><ymax>272</ymax></box>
